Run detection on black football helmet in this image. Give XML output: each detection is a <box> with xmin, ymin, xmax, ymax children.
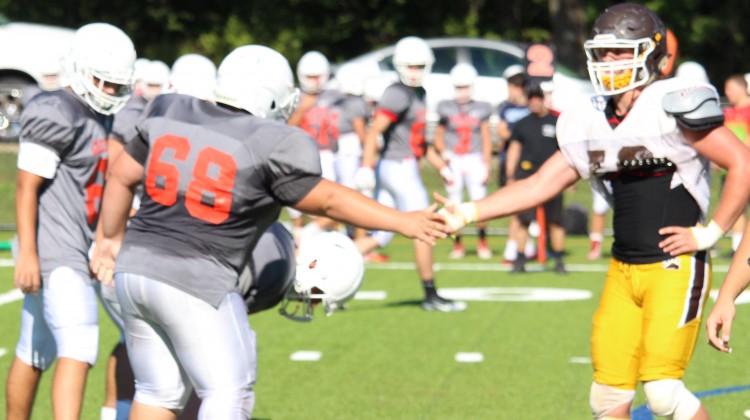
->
<box><xmin>584</xmin><ymin>3</ymin><xmax>668</xmax><ymax>95</ymax></box>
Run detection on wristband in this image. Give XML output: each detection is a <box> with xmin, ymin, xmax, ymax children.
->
<box><xmin>690</xmin><ymin>220</ymin><xmax>725</xmax><ymax>250</ymax></box>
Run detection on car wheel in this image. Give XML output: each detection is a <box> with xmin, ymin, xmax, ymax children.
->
<box><xmin>0</xmin><ymin>75</ymin><xmax>35</xmax><ymax>142</ymax></box>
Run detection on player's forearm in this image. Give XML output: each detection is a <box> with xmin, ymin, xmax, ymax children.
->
<box><xmin>717</xmin><ymin>234</ymin><xmax>750</xmax><ymax>302</ymax></box>
<box><xmin>298</xmin><ymin>179</ymin><xmax>407</xmax><ymax>233</ymax></box>
<box><xmin>99</xmin><ymin>179</ymin><xmax>134</xmax><ymax>240</ymax></box>
<box><xmin>326</xmin><ymin>188</ymin><xmax>410</xmax><ymax>233</ymax></box>
<box><xmin>474</xmin><ymin>152</ymin><xmax>577</xmax><ymax>222</ymax></box>
<box><xmin>361</xmin><ymin>132</ymin><xmax>379</xmax><ymax>168</ymax></box>
<box><xmin>15</xmin><ymin>176</ymin><xmax>40</xmax><ymax>254</ymax></box>
<box><xmin>710</xmin><ymin>162</ymin><xmax>750</xmax><ymax>232</ymax></box>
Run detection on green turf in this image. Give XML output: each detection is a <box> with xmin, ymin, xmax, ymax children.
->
<box><xmin>2</xmin><ymin>235</ymin><xmax>750</xmax><ymax>419</ymax></box>
<box><xmin>1</xmin><ymin>150</ymin><xmax>749</xmax><ymax>418</ymax></box>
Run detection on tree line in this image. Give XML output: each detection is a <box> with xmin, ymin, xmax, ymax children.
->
<box><xmin>4</xmin><ymin>0</ymin><xmax>749</xmax><ymax>86</ymax></box>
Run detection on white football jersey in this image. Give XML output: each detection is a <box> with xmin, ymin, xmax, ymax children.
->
<box><xmin>556</xmin><ymin>77</ymin><xmax>715</xmax><ymax>220</ymax></box>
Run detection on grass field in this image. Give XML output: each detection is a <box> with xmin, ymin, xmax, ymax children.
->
<box><xmin>2</xmin><ymin>237</ymin><xmax>750</xmax><ymax>419</ymax></box>
<box><xmin>2</xmin><ymin>150</ymin><xmax>750</xmax><ymax>419</ymax></box>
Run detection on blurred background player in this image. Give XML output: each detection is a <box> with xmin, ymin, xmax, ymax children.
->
<box><xmin>504</xmin><ymin>83</ymin><xmax>566</xmax><ymax>273</ymax></box>
<box><xmin>287</xmin><ymin>50</ymin><xmax>342</xmax><ymax>239</ymax></box>
<box><xmin>90</xmin><ymin>44</ymin><xmax>448</xmax><ymax>419</ymax></box>
<box><xmin>496</xmin><ymin>65</ymin><xmax>537</xmax><ymax>264</ymax></box>
<box><xmin>6</xmin><ymin>22</ymin><xmax>135</xmax><ymax>420</ymax></box>
<box><xmin>723</xmin><ymin>73</ymin><xmax>750</xmax><ymax>254</ymax></box>
<box><xmin>433</xmin><ymin>63</ymin><xmax>493</xmax><ymax>260</ymax></box>
<box><xmin>435</xmin><ymin>3</ymin><xmax>750</xmax><ymax>419</ymax></box>
<box><xmin>169</xmin><ymin>53</ymin><xmax>217</xmax><ymax>101</ymax></box>
<box><xmin>99</xmin><ymin>57</ymin><xmax>172</xmax><ymax>420</ymax></box>
<box><xmin>358</xmin><ymin>36</ymin><xmax>466</xmax><ymax>312</ymax></box>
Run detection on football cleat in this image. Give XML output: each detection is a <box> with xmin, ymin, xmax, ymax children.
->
<box><xmin>421</xmin><ymin>295</ymin><xmax>467</xmax><ymax>312</ymax></box>
<box><xmin>449</xmin><ymin>243</ymin><xmax>466</xmax><ymax>260</ymax></box>
<box><xmin>477</xmin><ymin>239</ymin><xmax>492</xmax><ymax>260</ymax></box>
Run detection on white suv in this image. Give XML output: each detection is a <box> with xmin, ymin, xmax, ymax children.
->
<box><xmin>339</xmin><ymin>37</ymin><xmax>595</xmax><ymax>121</ymax></box>
<box><xmin>0</xmin><ymin>14</ymin><xmax>75</xmax><ymax>141</ymax></box>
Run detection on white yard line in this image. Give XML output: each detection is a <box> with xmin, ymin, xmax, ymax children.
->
<box><xmin>0</xmin><ymin>288</ymin><xmax>23</xmax><ymax>306</ymax></box>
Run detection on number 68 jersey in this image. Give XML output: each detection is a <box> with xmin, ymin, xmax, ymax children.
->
<box><xmin>116</xmin><ymin>94</ymin><xmax>322</xmax><ymax>308</ymax></box>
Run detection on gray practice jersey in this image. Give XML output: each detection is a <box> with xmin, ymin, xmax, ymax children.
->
<box><xmin>436</xmin><ymin>99</ymin><xmax>492</xmax><ymax>154</ymax></box>
<box><xmin>110</xmin><ymin>95</ymin><xmax>149</xmax><ymax>145</ymax></box>
<box><xmin>378</xmin><ymin>83</ymin><xmax>428</xmax><ymax>161</ymax></box>
<box><xmin>299</xmin><ymin>89</ymin><xmax>345</xmax><ymax>152</ymax></box>
<box><xmin>19</xmin><ymin>89</ymin><xmax>110</xmax><ymax>278</ymax></box>
<box><xmin>116</xmin><ymin>94</ymin><xmax>322</xmax><ymax>307</ymax></box>
<box><xmin>331</xmin><ymin>94</ymin><xmax>369</xmax><ymax>137</ymax></box>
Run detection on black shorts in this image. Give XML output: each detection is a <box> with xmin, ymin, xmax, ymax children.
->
<box><xmin>518</xmin><ymin>193</ymin><xmax>564</xmax><ymax>226</ymax></box>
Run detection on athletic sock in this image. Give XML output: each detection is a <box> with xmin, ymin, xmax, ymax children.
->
<box><xmin>422</xmin><ymin>279</ymin><xmax>438</xmax><ymax>299</ymax></box>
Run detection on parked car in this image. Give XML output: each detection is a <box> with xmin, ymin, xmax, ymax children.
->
<box><xmin>336</xmin><ymin>37</ymin><xmax>595</xmax><ymax>131</ymax></box>
<box><xmin>0</xmin><ymin>14</ymin><xmax>75</xmax><ymax>141</ymax></box>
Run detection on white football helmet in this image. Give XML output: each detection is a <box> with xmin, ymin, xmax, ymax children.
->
<box><xmin>214</xmin><ymin>45</ymin><xmax>299</xmax><ymax>121</ymax></box>
<box><xmin>450</xmin><ymin>63</ymin><xmax>477</xmax><ymax>103</ymax></box>
<box><xmin>297</xmin><ymin>51</ymin><xmax>330</xmax><ymax>94</ymax></box>
<box><xmin>675</xmin><ymin>61</ymin><xmax>709</xmax><ymax>84</ymax></box>
<box><xmin>67</xmin><ymin>23</ymin><xmax>136</xmax><ymax>115</ymax></box>
<box><xmin>279</xmin><ymin>231</ymin><xmax>365</xmax><ymax>322</ymax></box>
<box><xmin>393</xmin><ymin>36</ymin><xmax>434</xmax><ymax>87</ymax></box>
<box><xmin>141</xmin><ymin>60</ymin><xmax>170</xmax><ymax>101</ymax></box>
<box><xmin>334</xmin><ymin>62</ymin><xmax>366</xmax><ymax>96</ymax></box>
<box><xmin>170</xmin><ymin>53</ymin><xmax>217</xmax><ymax>100</ymax></box>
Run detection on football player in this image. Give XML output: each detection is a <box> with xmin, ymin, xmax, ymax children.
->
<box><xmin>169</xmin><ymin>53</ymin><xmax>217</xmax><ymax>101</ymax></box>
<box><xmin>357</xmin><ymin>36</ymin><xmax>466</xmax><ymax>312</ymax></box>
<box><xmin>437</xmin><ymin>3</ymin><xmax>750</xmax><ymax>419</ymax></box>
<box><xmin>90</xmin><ymin>44</ymin><xmax>448</xmax><ymax>419</ymax></box>
<box><xmin>99</xmin><ymin>58</ymin><xmax>173</xmax><ymax>420</ymax></box>
<box><xmin>433</xmin><ymin>63</ymin><xmax>493</xmax><ymax>260</ymax></box>
<box><xmin>287</xmin><ymin>51</ymin><xmax>343</xmax><ymax>237</ymax></box>
<box><xmin>6</xmin><ymin>22</ymin><xmax>135</xmax><ymax>420</ymax></box>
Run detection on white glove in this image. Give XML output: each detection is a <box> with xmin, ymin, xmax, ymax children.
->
<box><xmin>354</xmin><ymin>166</ymin><xmax>376</xmax><ymax>191</ymax></box>
<box><xmin>438</xmin><ymin>201</ymin><xmax>479</xmax><ymax>231</ymax></box>
<box><xmin>690</xmin><ymin>220</ymin><xmax>725</xmax><ymax>250</ymax></box>
<box><xmin>441</xmin><ymin>150</ymin><xmax>455</xmax><ymax>165</ymax></box>
<box><xmin>439</xmin><ymin>166</ymin><xmax>455</xmax><ymax>185</ymax></box>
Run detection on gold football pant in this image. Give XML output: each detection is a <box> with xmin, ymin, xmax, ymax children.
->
<box><xmin>591</xmin><ymin>252</ymin><xmax>711</xmax><ymax>390</ymax></box>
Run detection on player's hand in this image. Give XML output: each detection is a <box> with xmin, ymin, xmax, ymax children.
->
<box><xmin>706</xmin><ymin>299</ymin><xmax>735</xmax><ymax>353</ymax></box>
<box><xmin>399</xmin><ymin>203</ymin><xmax>450</xmax><ymax>245</ymax></box>
<box><xmin>659</xmin><ymin>221</ymin><xmax>723</xmax><ymax>255</ymax></box>
<box><xmin>89</xmin><ymin>238</ymin><xmax>121</xmax><ymax>286</ymax></box>
<box><xmin>354</xmin><ymin>166</ymin><xmax>376</xmax><ymax>191</ymax></box>
<box><xmin>298</xmin><ymin>92</ymin><xmax>317</xmax><ymax>110</ymax></box>
<box><xmin>433</xmin><ymin>192</ymin><xmax>478</xmax><ymax>232</ymax></box>
<box><xmin>15</xmin><ymin>250</ymin><xmax>41</xmax><ymax>295</ymax></box>
<box><xmin>439</xmin><ymin>166</ymin><xmax>455</xmax><ymax>185</ymax></box>
<box><xmin>441</xmin><ymin>150</ymin><xmax>454</xmax><ymax>165</ymax></box>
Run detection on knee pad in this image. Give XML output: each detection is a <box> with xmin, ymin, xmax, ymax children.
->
<box><xmin>590</xmin><ymin>382</ymin><xmax>635</xmax><ymax>420</ymax></box>
<box><xmin>643</xmin><ymin>379</ymin><xmax>701</xmax><ymax>420</ymax></box>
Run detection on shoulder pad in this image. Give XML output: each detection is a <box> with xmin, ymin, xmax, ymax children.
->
<box><xmin>662</xmin><ymin>86</ymin><xmax>724</xmax><ymax>130</ymax></box>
